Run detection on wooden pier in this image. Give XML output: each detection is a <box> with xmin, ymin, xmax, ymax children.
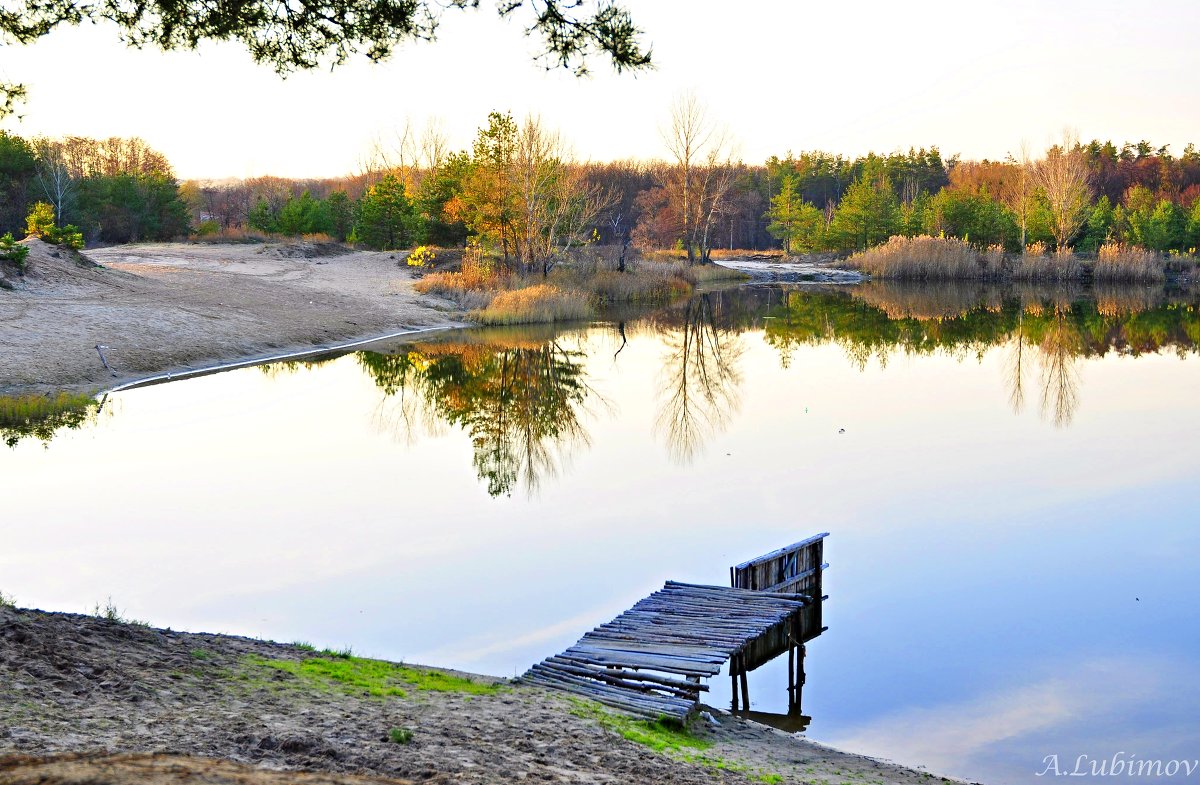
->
<box><xmin>521</xmin><ymin>534</ymin><xmax>829</xmax><ymax>720</ymax></box>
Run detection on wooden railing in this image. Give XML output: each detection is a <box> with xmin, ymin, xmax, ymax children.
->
<box><xmin>730</xmin><ymin>532</ymin><xmax>828</xmax><ymax>675</ymax></box>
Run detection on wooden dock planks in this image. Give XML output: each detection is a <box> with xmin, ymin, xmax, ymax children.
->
<box><xmin>520</xmin><ymin>581</ymin><xmax>812</xmax><ymax>719</ymax></box>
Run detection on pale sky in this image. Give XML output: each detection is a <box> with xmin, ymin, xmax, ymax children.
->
<box><xmin>2</xmin><ymin>0</ymin><xmax>1197</xmax><ymax>179</ymax></box>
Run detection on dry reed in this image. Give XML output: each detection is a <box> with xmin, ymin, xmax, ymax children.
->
<box><xmin>471</xmin><ymin>284</ymin><xmax>594</xmax><ymax>325</ymax></box>
<box><xmin>1011</xmin><ymin>248</ymin><xmax>1083</xmax><ymax>282</ymax></box>
<box><xmin>1092</xmin><ymin>243</ymin><xmax>1167</xmax><ymax>284</ymax></box>
<box><xmin>847</xmin><ymin>235</ymin><xmax>989</xmax><ymax>280</ymax></box>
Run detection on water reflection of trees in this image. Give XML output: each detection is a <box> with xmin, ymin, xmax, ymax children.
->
<box><xmin>357</xmin><ymin>330</ymin><xmax>596</xmax><ymax>497</ymax></box>
<box><xmin>1</xmin><ymin>392</ymin><xmax>103</xmax><ymax>448</ymax></box>
<box><xmin>653</xmin><ymin>293</ymin><xmax>744</xmax><ymax>464</ymax></box>
<box><xmin>762</xmin><ymin>282</ymin><xmax>1200</xmax><ymax>427</ymax></box>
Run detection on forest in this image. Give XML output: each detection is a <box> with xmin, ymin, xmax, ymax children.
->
<box><xmin>3</xmin><ymin>109</ymin><xmax>1199</xmax><ymax>261</ymax></box>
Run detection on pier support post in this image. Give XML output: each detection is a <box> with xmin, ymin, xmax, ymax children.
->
<box><xmin>790</xmin><ymin>644</ymin><xmax>807</xmax><ymax>715</ymax></box>
<box><xmin>739</xmin><ymin>656</ymin><xmax>750</xmax><ymax>711</ymax></box>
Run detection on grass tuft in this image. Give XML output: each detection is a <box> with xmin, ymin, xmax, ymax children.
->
<box><xmin>387</xmin><ymin>727</ymin><xmax>414</xmax><ymax>744</ymax></box>
<box><xmin>90</xmin><ymin>597</ymin><xmax>149</xmax><ymax>626</ymax></box>
<box><xmin>0</xmin><ymin>590</ymin><xmax>15</xmax><ymax>610</ymax></box>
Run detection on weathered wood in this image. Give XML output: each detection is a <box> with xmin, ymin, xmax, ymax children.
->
<box><xmin>546</xmin><ymin>657</ymin><xmax>710</xmax><ymax>692</ymax></box>
<box><xmin>524</xmin><ymin>536</ymin><xmax>829</xmax><ymax>721</ymax></box>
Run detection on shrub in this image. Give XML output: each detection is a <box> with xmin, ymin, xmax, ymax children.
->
<box><xmin>1093</xmin><ymin>243</ymin><xmax>1166</xmax><ymax>284</ymax></box>
<box><xmin>195</xmin><ymin>219</ymin><xmax>221</xmax><ymax>236</ymax></box>
<box><xmin>0</xmin><ymin>232</ymin><xmax>29</xmax><ymax>273</ymax></box>
<box><xmin>25</xmin><ymin>202</ymin><xmax>55</xmax><ymax>237</ymax></box>
<box><xmin>472</xmin><ymin>284</ymin><xmax>594</xmax><ymax>325</ymax></box>
<box><xmin>24</xmin><ymin>202</ymin><xmax>84</xmax><ymax>249</ymax></box>
<box><xmin>407</xmin><ymin>245</ymin><xmax>437</xmax><ymax>268</ymax></box>
<box><xmin>50</xmin><ymin>224</ymin><xmax>85</xmax><ymax>249</ymax></box>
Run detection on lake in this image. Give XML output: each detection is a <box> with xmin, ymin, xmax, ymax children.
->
<box><xmin>3</xmin><ymin>281</ymin><xmax>1199</xmax><ymax>784</ymax></box>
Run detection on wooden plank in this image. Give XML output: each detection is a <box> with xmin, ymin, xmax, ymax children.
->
<box><xmin>730</xmin><ymin>533</ymin><xmax>829</xmax><ymax>571</ymax></box>
<box><xmin>559</xmin><ymin>649</ymin><xmax>723</xmax><ymax>677</ymax></box>
<box><xmin>538</xmin><ymin>662</ymin><xmax>701</xmax><ymax>700</ymax></box>
<box><xmin>545</xmin><ymin>657</ymin><xmax>710</xmax><ymax>692</ymax></box>
<box><xmin>526</xmin><ymin>666</ymin><xmax>695</xmax><ymax>715</ymax></box>
<box><xmin>759</xmin><ymin>563</ymin><xmax>827</xmax><ymax>594</ymax></box>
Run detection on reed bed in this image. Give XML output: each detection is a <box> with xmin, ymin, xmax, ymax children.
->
<box><xmin>577</xmin><ymin>267</ymin><xmax>693</xmax><ymax>303</ymax></box>
<box><xmin>471</xmin><ymin>284</ymin><xmax>594</xmax><ymax>325</ymax></box>
<box><xmin>846</xmin><ymin>236</ymin><xmax>991</xmax><ymax>280</ymax></box>
<box><xmin>1092</xmin><ymin>243</ymin><xmax>1167</xmax><ymax>284</ymax></box>
<box><xmin>415</xmin><ymin>254</ymin><xmax>711</xmax><ymax>324</ymax></box>
<box><xmin>1011</xmin><ymin>246</ymin><xmax>1083</xmax><ymax>282</ymax></box>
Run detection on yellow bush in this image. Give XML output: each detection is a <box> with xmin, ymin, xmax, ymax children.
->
<box><xmin>407</xmin><ymin>245</ymin><xmax>436</xmax><ymax>268</ymax></box>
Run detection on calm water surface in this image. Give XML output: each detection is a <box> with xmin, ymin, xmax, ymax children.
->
<box><xmin>3</xmin><ymin>283</ymin><xmax>1199</xmax><ymax>784</ymax></box>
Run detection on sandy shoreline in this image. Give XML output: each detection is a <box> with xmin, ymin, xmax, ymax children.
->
<box><xmin>0</xmin><ymin>240</ymin><xmax>463</xmax><ymax>398</ymax></box>
<box><xmin>0</xmin><ymin>605</ymin><xmax>966</xmax><ymax>785</ymax></box>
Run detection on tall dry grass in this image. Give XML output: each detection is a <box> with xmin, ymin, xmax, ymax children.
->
<box><xmin>415</xmin><ymin>252</ymin><xmax>711</xmax><ymax>324</ymax></box>
<box><xmin>1011</xmin><ymin>247</ymin><xmax>1083</xmax><ymax>282</ymax></box>
<box><xmin>846</xmin><ymin>235</ymin><xmax>990</xmax><ymax>280</ymax></box>
<box><xmin>471</xmin><ymin>284</ymin><xmax>594</xmax><ymax>325</ymax></box>
<box><xmin>189</xmin><ymin>226</ymin><xmax>272</xmax><ymax>244</ymax></box>
<box><xmin>577</xmin><ymin>266</ymin><xmax>693</xmax><ymax>303</ymax></box>
<box><xmin>1092</xmin><ymin>243</ymin><xmax>1167</xmax><ymax>284</ymax></box>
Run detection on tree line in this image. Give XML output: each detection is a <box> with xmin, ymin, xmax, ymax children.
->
<box><xmin>0</xmin><ymin>132</ymin><xmax>189</xmax><ymax>243</ymax></box>
<box><xmin>6</xmin><ymin>107</ymin><xmax>1199</xmax><ymax>260</ymax></box>
<box><xmin>189</xmin><ymin>118</ymin><xmax>1200</xmax><ymax>262</ymax></box>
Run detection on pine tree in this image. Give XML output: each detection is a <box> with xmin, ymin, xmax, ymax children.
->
<box><xmin>355</xmin><ymin>174</ymin><xmax>422</xmax><ymax>250</ymax></box>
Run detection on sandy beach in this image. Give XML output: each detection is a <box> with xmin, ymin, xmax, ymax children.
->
<box><xmin>0</xmin><ymin>605</ymin><xmax>959</xmax><ymax>785</ymax></box>
<box><xmin>0</xmin><ymin>240</ymin><xmax>461</xmax><ymax>397</ymax></box>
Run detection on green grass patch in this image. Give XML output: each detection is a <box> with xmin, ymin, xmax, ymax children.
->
<box><xmin>567</xmin><ymin>697</ymin><xmax>710</xmax><ymax>754</ymax></box>
<box><xmin>189</xmin><ymin>648</ymin><xmax>213</xmax><ymax>660</ymax></box>
<box><xmin>387</xmin><ymin>727</ymin><xmax>413</xmax><ymax>744</ymax></box>
<box><xmin>245</xmin><ymin>654</ymin><xmax>503</xmax><ymax>698</ymax></box>
<box><xmin>567</xmin><ymin>697</ymin><xmax>785</xmax><ymax>782</ymax></box>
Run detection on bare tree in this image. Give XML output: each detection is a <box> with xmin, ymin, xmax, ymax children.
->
<box><xmin>1038</xmin><ymin>310</ymin><xmax>1080</xmax><ymax>427</ymax></box>
<box><xmin>656</xmin><ymin>293</ymin><xmax>743</xmax><ymax>463</ymax></box>
<box><xmin>1032</xmin><ymin>131</ymin><xmax>1092</xmax><ymax>252</ymax></box>
<box><xmin>512</xmin><ymin>116</ymin><xmax>612</xmax><ymax>276</ymax></box>
<box><xmin>32</xmin><ymin>138</ymin><xmax>76</xmax><ymax>224</ymax></box>
<box><xmin>1001</xmin><ymin>141</ymin><xmax>1034</xmax><ymax>251</ymax></box>
<box><xmin>418</xmin><ymin>118</ymin><xmax>449</xmax><ymax>173</ymax></box>
<box><xmin>662</xmin><ymin>94</ymin><xmax>734</xmax><ymax>264</ymax></box>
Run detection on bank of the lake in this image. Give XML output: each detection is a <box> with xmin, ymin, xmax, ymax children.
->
<box><xmin>0</xmin><ymin>240</ymin><xmax>462</xmax><ymax>398</ymax></box>
<box><xmin>0</xmin><ymin>605</ymin><xmax>957</xmax><ymax>785</ymax></box>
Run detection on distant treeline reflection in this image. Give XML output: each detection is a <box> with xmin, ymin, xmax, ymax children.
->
<box><xmin>352</xmin><ymin>284</ymin><xmax>1200</xmax><ymax>494</ymax></box>
<box><xmin>762</xmin><ymin>283</ymin><xmax>1200</xmax><ymax>367</ymax></box>
<box><xmin>0</xmin><ymin>392</ymin><xmax>101</xmax><ymax>448</ymax></box>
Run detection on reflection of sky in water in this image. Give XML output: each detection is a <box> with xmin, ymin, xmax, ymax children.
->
<box><xmin>2</xmin><ymin>294</ymin><xmax>1198</xmax><ymax>785</ymax></box>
